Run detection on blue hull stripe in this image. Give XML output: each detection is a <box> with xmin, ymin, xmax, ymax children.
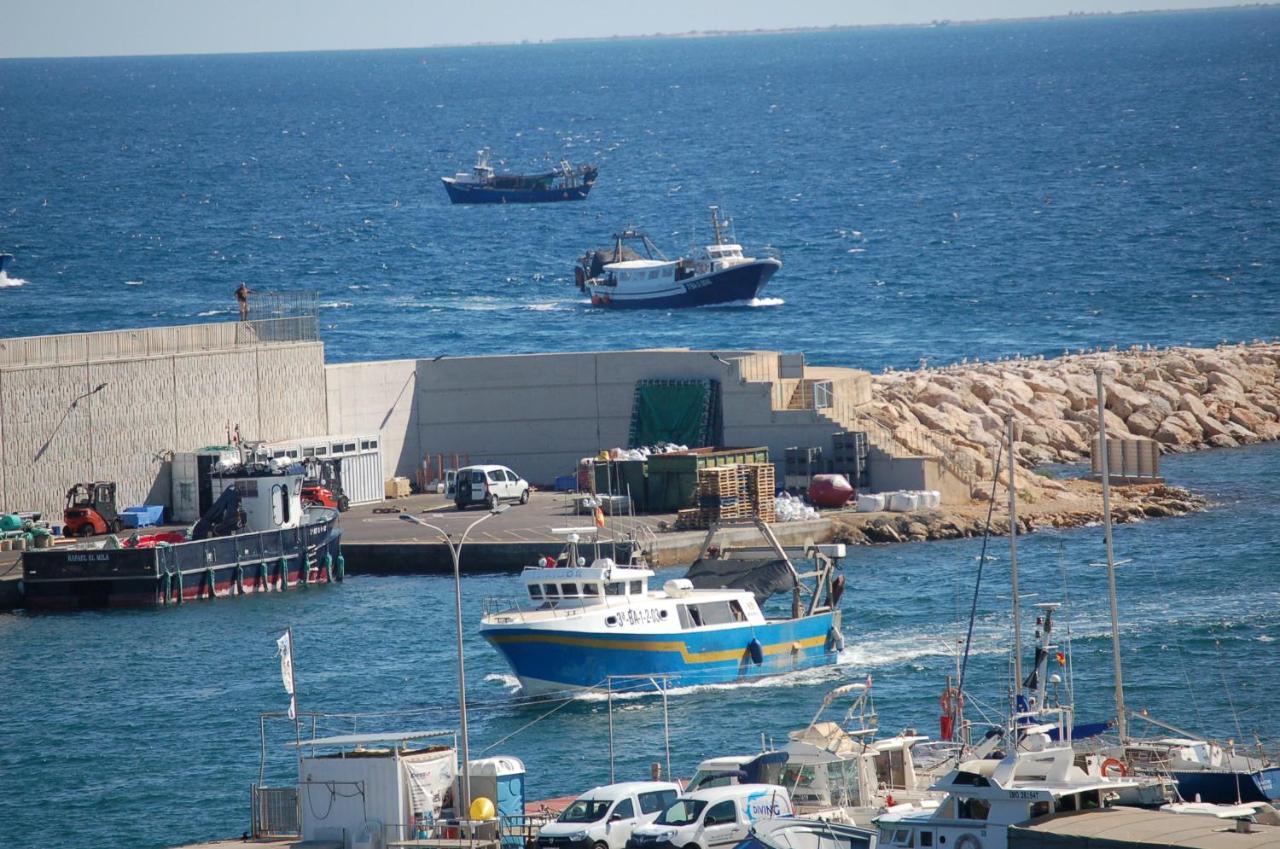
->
<box><xmin>483</xmin><ymin>613</ymin><xmax>838</xmax><ymax>689</ymax></box>
<box><xmin>591</xmin><ymin>261</ymin><xmax>778</xmax><ymax>309</ymax></box>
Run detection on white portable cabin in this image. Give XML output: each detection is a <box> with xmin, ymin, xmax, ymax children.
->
<box><xmin>297</xmin><ymin>730</ymin><xmax>457</xmax><ymax>849</ymax></box>
<box><xmin>170</xmin><ymin>446</ymin><xmax>242</xmax><ymax>522</ymax></box>
<box><xmin>263</xmin><ymin>433</ymin><xmax>384</xmax><ymax>506</ymax></box>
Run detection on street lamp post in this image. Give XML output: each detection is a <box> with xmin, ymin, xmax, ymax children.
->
<box><xmin>398</xmin><ymin>505</ymin><xmax>507</xmax><ymax>825</ymax></box>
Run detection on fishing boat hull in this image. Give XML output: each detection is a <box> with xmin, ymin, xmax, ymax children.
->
<box><xmin>442</xmin><ymin>179</ymin><xmax>594</xmax><ymax>204</ymax></box>
<box><xmin>20</xmin><ymin>516</ymin><xmax>343</xmax><ymax>611</ymax></box>
<box><xmin>587</xmin><ymin>258</ymin><xmax>779</xmax><ymax>309</ymax></box>
<box><xmin>1169</xmin><ymin>767</ymin><xmax>1280</xmax><ymax>804</ymax></box>
<box><xmin>482</xmin><ymin>610</ymin><xmax>841</xmax><ymax>696</ymax></box>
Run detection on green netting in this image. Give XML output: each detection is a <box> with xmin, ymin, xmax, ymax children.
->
<box><xmin>628</xmin><ymin>379</ymin><xmax>723</xmax><ymax>448</ymax></box>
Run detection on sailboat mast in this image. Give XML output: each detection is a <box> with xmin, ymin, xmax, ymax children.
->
<box><xmin>1095</xmin><ymin>368</ymin><xmax>1128</xmax><ymax>741</ymax></box>
<box><xmin>1007</xmin><ymin>417</ymin><xmax>1023</xmax><ymax>698</ymax></box>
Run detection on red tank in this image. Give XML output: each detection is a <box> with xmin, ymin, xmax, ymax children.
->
<box><xmin>807</xmin><ymin>474</ymin><xmax>854</xmax><ymax>508</ymax></box>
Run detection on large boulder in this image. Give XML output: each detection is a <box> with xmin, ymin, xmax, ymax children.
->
<box><xmin>1153</xmin><ymin>412</ymin><xmax>1201</xmax><ymax>448</ymax></box>
<box><xmin>1104</xmin><ymin>382</ymin><xmax>1153</xmax><ymax>420</ymax></box>
<box><xmin>1125</xmin><ymin>409</ymin><xmax>1162</xmax><ymax>439</ymax></box>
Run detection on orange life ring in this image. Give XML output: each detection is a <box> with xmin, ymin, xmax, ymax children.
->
<box><xmin>1100</xmin><ymin>757</ymin><xmax>1128</xmax><ymax>777</ymax></box>
<box><xmin>939</xmin><ymin>686</ymin><xmax>965</xmax><ymax>714</ymax></box>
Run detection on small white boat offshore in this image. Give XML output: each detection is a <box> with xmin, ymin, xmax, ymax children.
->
<box><xmin>479</xmin><ymin>525</ymin><xmax>846</xmax><ymax>696</ymax></box>
<box><xmin>574</xmin><ymin>206</ymin><xmax>781</xmax><ymax>308</ymax></box>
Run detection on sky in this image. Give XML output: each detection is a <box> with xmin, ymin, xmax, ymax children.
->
<box><xmin>0</xmin><ymin>0</ymin><xmax>1258</xmax><ymax>59</ymax></box>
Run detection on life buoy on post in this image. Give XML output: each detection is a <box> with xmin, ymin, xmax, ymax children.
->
<box><xmin>1100</xmin><ymin>757</ymin><xmax>1128</xmax><ymax>778</ymax></box>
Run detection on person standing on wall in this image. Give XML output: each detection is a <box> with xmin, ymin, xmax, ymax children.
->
<box><xmin>235</xmin><ymin>282</ymin><xmax>254</xmax><ymax>320</ymax></box>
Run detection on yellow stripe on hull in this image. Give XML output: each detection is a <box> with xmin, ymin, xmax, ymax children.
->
<box><xmin>486</xmin><ymin>631</ymin><xmax>829</xmax><ymax>665</ymax></box>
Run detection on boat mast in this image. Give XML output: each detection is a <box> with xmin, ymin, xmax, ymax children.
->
<box><xmin>1007</xmin><ymin>417</ymin><xmax>1023</xmax><ymax>704</ymax></box>
<box><xmin>710</xmin><ymin>205</ymin><xmax>723</xmax><ymax>245</ymax></box>
<box><xmin>1095</xmin><ymin>368</ymin><xmax>1128</xmax><ymax>742</ymax></box>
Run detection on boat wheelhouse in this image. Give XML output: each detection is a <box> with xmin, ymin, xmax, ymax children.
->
<box><xmin>479</xmin><ymin>525</ymin><xmax>844</xmax><ymax>696</ymax></box>
<box><xmin>874</xmin><ymin>740</ymin><xmax>1144</xmax><ymax>849</ymax></box>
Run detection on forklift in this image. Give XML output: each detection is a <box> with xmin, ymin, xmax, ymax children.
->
<box><xmin>300</xmin><ymin>459</ymin><xmax>350</xmax><ymax>512</ymax></box>
<box><xmin>63</xmin><ymin>481</ymin><xmax>122</xmax><ymax>537</ymax></box>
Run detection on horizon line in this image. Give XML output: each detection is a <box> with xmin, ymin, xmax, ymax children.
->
<box><xmin>0</xmin><ymin>2</ymin><xmax>1273</xmax><ymax>62</ymax></box>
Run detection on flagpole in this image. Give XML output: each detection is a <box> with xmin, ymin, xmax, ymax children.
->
<box><xmin>286</xmin><ymin>627</ymin><xmax>303</xmax><ymax>783</ymax></box>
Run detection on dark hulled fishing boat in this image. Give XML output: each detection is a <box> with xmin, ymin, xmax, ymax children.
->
<box><xmin>22</xmin><ymin>451</ymin><xmax>343</xmax><ymax>610</ymax></box>
<box><xmin>442</xmin><ymin>149</ymin><xmax>598</xmax><ymax>204</ymax></box>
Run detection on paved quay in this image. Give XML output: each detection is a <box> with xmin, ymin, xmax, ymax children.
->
<box><xmin>338</xmin><ymin>491</ymin><xmax>833</xmax><ymax>573</ymax></box>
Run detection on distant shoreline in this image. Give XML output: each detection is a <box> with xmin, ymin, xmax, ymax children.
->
<box><xmin>1</xmin><ymin>3</ymin><xmax>1275</xmax><ymax>61</ymax></box>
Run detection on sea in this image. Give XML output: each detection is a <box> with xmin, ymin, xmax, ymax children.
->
<box><xmin>0</xmin><ymin>8</ymin><xmax>1278</xmax><ymax>849</ymax></box>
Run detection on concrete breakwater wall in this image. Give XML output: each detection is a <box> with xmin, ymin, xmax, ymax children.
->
<box><xmin>865</xmin><ymin>341</ymin><xmax>1280</xmax><ymax>501</ymax></box>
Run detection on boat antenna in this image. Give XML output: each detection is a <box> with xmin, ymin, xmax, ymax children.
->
<box><xmin>710</xmin><ymin>205</ymin><xmax>723</xmax><ymax>246</ymax></box>
<box><xmin>1007</xmin><ymin>417</ymin><xmax>1024</xmax><ymax>715</ymax></box>
<box><xmin>957</xmin><ymin>442</ymin><xmax>1003</xmax><ymax>732</ymax></box>
<box><xmin>1094</xmin><ymin>368</ymin><xmax>1127</xmax><ymax>742</ymax></box>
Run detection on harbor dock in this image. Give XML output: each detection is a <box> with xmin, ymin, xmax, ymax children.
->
<box><xmin>1010</xmin><ymin>807</ymin><xmax>1280</xmax><ymax>849</ymax></box>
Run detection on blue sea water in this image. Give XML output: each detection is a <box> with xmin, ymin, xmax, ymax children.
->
<box><xmin>1</xmin><ymin>9</ymin><xmax>1278</xmax><ymax>367</ymax></box>
<box><xmin>1</xmin><ymin>9</ymin><xmax>1279</xmax><ymax>849</ymax></box>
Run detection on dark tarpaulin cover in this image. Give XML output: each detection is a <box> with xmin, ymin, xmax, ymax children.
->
<box><xmin>628</xmin><ymin>378</ymin><xmax>723</xmax><ymax>448</ymax></box>
<box><xmin>683</xmin><ymin>558</ymin><xmax>795</xmax><ymax>607</ymax></box>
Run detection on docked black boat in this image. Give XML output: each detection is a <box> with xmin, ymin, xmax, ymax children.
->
<box><xmin>22</xmin><ymin>450</ymin><xmax>343</xmax><ymax>610</ymax></box>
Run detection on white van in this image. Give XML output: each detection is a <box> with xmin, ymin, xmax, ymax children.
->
<box><xmin>627</xmin><ymin>784</ymin><xmax>794</xmax><ymax>849</ymax></box>
<box><xmin>538</xmin><ymin>781</ymin><xmax>683</xmax><ymax>849</ymax></box>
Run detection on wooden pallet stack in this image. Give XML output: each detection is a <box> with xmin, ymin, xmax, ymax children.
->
<box><xmin>679</xmin><ymin>463</ymin><xmax>777</xmax><ymax>529</ymax></box>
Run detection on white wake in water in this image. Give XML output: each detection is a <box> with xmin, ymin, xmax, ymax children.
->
<box><xmin>0</xmin><ymin>273</ymin><xmax>27</xmax><ymax>288</ymax></box>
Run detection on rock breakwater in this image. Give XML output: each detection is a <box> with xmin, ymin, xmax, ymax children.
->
<box><xmin>869</xmin><ymin>341</ymin><xmax>1279</xmax><ymax>499</ymax></box>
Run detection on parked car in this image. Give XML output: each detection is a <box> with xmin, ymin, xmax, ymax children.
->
<box><xmin>538</xmin><ymin>781</ymin><xmax>683</xmax><ymax>849</ymax></box>
<box><xmin>454</xmin><ymin>464</ymin><xmax>531</xmax><ymax>510</ymax></box>
<box><xmin>628</xmin><ymin>785</ymin><xmax>794</xmax><ymax>849</ymax></box>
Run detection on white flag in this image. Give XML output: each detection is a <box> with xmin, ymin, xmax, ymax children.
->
<box><xmin>276</xmin><ymin>631</ymin><xmax>296</xmax><ymax>720</ymax></box>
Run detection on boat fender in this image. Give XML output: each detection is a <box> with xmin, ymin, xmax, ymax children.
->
<box><xmin>278</xmin><ymin>557</ymin><xmax>288</xmax><ymax>590</ymax></box>
<box><xmin>336</xmin><ymin>553</ymin><xmax>346</xmax><ymax>582</ymax></box>
<box><xmin>204</xmin><ymin>567</ymin><xmax>216</xmax><ymax>599</ymax></box>
<box><xmin>1100</xmin><ymin>757</ymin><xmax>1128</xmax><ymax>778</ymax></box>
<box><xmin>747</xmin><ymin>638</ymin><xmax>764</xmax><ymax>665</ymax></box>
<box><xmin>324</xmin><ymin>552</ymin><xmax>333</xmax><ymax>583</ymax></box>
<box><xmin>830</xmin><ymin>574</ymin><xmax>845</xmax><ymax>607</ymax></box>
<box><xmin>826</xmin><ymin>627</ymin><xmax>844</xmax><ymax>653</ymax></box>
<box><xmin>161</xmin><ymin>571</ymin><xmax>171</xmax><ymax>605</ymax></box>
<box><xmin>955</xmin><ymin>834</ymin><xmax>982</xmax><ymax>849</ymax></box>
<box><xmin>234</xmin><ymin>564</ymin><xmax>245</xmax><ymax>596</ymax></box>
<box><xmin>300</xmin><ymin>552</ymin><xmax>309</xmax><ymax>586</ymax></box>
<box><xmin>791</xmin><ymin>641</ymin><xmax>802</xmax><ymax>655</ymax></box>
<box><xmin>175</xmin><ymin>569</ymin><xmax>184</xmax><ymax>604</ymax></box>
<box><xmin>885</xmin><ymin>794</ymin><xmax>894</xmax><ymax>808</ymax></box>
<box><xmin>259</xmin><ymin>561</ymin><xmax>269</xmax><ymax>590</ymax></box>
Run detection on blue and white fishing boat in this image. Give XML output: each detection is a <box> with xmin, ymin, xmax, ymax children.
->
<box><xmin>442</xmin><ymin>148</ymin><xmax>598</xmax><ymax>204</ymax></box>
<box><xmin>575</xmin><ymin>207</ymin><xmax>781</xmax><ymax>309</ymax></box>
<box><xmin>478</xmin><ymin>524</ymin><xmax>845</xmax><ymax>696</ymax></box>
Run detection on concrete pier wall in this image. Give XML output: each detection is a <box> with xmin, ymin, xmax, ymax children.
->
<box><xmin>0</xmin><ymin>323</ymin><xmax>327</xmax><ymax>518</ymax></box>
<box><xmin>323</xmin><ymin>348</ymin><xmax>878</xmax><ymax>487</ymax></box>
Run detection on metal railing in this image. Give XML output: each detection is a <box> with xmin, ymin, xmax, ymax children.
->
<box><xmin>251</xmin><ymin>785</ymin><xmax>300</xmax><ymax>838</ymax></box>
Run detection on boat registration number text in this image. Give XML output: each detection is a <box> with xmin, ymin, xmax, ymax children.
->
<box><xmin>618</xmin><ymin>608</ymin><xmax>664</xmax><ymax>626</ymax></box>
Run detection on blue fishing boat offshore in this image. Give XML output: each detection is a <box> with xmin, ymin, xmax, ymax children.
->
<box><xmin>442</xmin><ymin>148</ymin><xmax>598</xmax><ymax>204</ymax></box>
<box><xmin>575</xmin><ymin>206</ymin><xmax>780</xmax><ymax>308</ymax></box>
<box><xmin>478</xmin><ymin>522</ymin><xmax>846</xmax><ymax>696</ymax></box>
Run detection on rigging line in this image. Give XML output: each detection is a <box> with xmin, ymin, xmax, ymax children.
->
<box><xmin>1212</xmin><ymin>634</ymin><xmax>1248</xmax><ymax>746</ymax></box>
<box><xmin>1141</xmin><ymin>556</ymin><xmax>1206</xmax><ymax>732</ymax></box>
<box><xmin>1056</xmin><ymin>540</ymin><xmax>1076</xmax><ymax>715</ymax></box>
<box><xmin>480</xmin><ymin>684</ymin><xmax>611</xmax><ymax>753</ymax></box>
<box><xmin>958</xmin><ymin>444</ymin><xmax>1004</xmax><ymax>702</ymax></box>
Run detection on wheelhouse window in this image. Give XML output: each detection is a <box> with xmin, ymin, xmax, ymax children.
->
<box><xmin>629</xmin><ymin>580</ymin><xmax>643</xmax><ymax>594</ymax></box>
<box><xmin>560</xmin><ymin>583</ymin><xmax>578</xmax><ymax>597</ymax></box>
<box><xmin>605</xmin><ymin>582</ymin><xmax>623</xmax><ymax>596</ymax></box>
<box><xmin>582</xmin><ymin>583</ymin><xmax>600</xmax><ymax>596</ymax></box>
<box><xmin>528</xmin><ymin>585</ymin><xmax>543</xmax><ymax>600</ymax></box>
<box><xmin>542</xmin><ymin>584</ymin><xmax>559</xmax><ymax>598</ymax></box>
